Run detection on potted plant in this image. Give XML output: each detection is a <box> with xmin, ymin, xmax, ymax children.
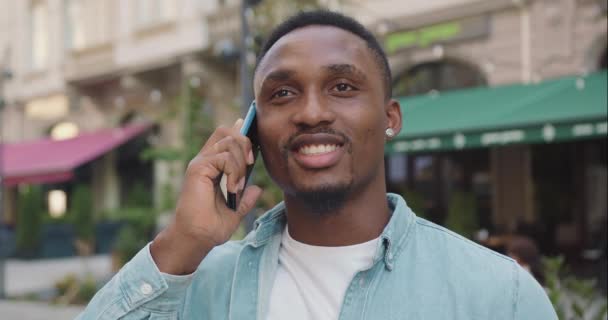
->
<box><xmin>15</xmin><ymin>186</ymin><xmax>43</xmax><ymax>258</ymax></box>
<box><xmin>70</xmin><ymin>185</ymin><xmax>95</xmax><ymax>256</ymax></box>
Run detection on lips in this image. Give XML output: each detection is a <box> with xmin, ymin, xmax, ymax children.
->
<box><xmin>288</xmin><ymin>133</ymin><xmax>347</xmax><ymax>169</ymax></box>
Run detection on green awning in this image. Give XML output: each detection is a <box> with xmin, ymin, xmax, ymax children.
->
<box><xmin>386</xmin><ymin>71</ymin><xmax>608</xmax><ymax>154</ymax></box>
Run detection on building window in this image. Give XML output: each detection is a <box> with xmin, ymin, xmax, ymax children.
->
<box><xmin>136</xmin><ymin>0</ymin><xmax>176</xmax><ymax>28</ymax></box>
<box><xmin>30</xmin><ymin>1</ymin><xmax>50</xmax><ymax>70</ymax></box>
<box><xmin>65</xmin><ymin>0</ymin><xmax>110</xmax><ymax>50</ymax></box>
<box><xmin>392</xmin><ymin>60</ymin><xmax>486</xmax><ymax>97</ymax></box>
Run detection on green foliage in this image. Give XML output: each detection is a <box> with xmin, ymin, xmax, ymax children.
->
<box><xmin>77</xmin><ymin>275</ymin><xmax>98</xmax><ymax>303</ymax></box>
<box><xmin>140</xmin><ymin>80</ymin><xmax>213</xmax><ymax>213</ymax></box>
<box><xmin>41</xmin><ymin>211</ymin><xmax>70</xmax><ymax>225</ymax></box>
<box><xmin>55</xmin><ymin>273</ymin><xmax>77</xmax><ymax>297</ymax></box>
<box><xmin>16</xmin><ymin>185</ymin><xmax>44</xmax><ymax>255</ymax></box>
<box><xmin>54</xmin><ymin>273</ymin><xmax>97</xmax><ymax>305</ymax></box>
<box><xmin>252</xmin><ymin>0</ymin><xmax>324</xmax><ymax>37</ymax></box>
<box><xmin>69</xmin><ymin>185</ymin><xmax>94</xmax><ymax>241</ymax></box>
<box><xmin>113</xmin><ymin>224</ymin><xmax>147</xmax><ymax>266</ymax></box>
<box><xmin>183</xmin><ymin>83</ymin><xmax>214</xmax><ymax>163</ymax></box>
<box><xmin>124</xmin><ymin>182</ymin><xmax>152</xmax><ymax>208</ymax></box>
<box><xmin>251</xmin><ymin>160</ymin><xmax>283</xmax><ymax>211</ymax></box>
<box><xmin>105</xmin><ymin>207</ymin><xmax>155</xmax><ymax>237</ymax></box>
<box><xmin>398</xmin><ymin>188</ymin><xmax>426</xmax><ymax>218</ymax></box>
<box><xmin>159</xmin><ymin>182</ymin><xmax>177</xmax><ymax>213</ymax></box>
<box><xmin>444</xmin><ymin>191</ymin><xmax>478</xmax><ymax>238</ymax></box>
<box><xmin>105</xmin><ymin>207</ymin><xmax>155</xmax><ymax>266</ymax></box>
<box><xmin>543</xmin><ymin>256</ymin><xmax>608</xmax><ymax>320</ymax></box>
<box><xmin>142</xmin><ymin>81</ymin><xmax>213</xmax><ymax>165</ymax></box>
<box><xmin>140</xmin><ymin>147</ymin><xmax>183</xmax><ymax>162</ymax></box>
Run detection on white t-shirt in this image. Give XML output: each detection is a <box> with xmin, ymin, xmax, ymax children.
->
<box><xmin>267</xmin><ymin>227</ymin><xmax>380</xmax><ymax>320</ymax></box>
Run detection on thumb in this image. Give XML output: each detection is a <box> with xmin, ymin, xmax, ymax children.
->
<box><xmin>236</xmin><ymin>185</ymin><xmax>263</xmax><ymax>216</ymax></box>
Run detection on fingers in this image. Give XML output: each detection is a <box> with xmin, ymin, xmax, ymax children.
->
<box><xmin>218</xmin><ymin>185</ymin><xmax>262</xmax><ymax>231</ymax></box>
<box><xmin>201</xmin><ymin>119</ymin><xmax>254</xmax><ymax>165</ymax></box>
<box><xmin>233</xmin><ymin>118</ymin><xmax>244</xmax><ymax>130</ymax></box>
<box><xmin>208</xmin><ymin>151</ymin><xmax>242</xmax><ymax>194</ymax></box>
<box><xmin>188</xmin><ymin>118</ymin><xmax>256</xmax><ymax>205</ymax></box>
<box><xmin>236</xmin><ymin>185</ymin><xmax>263</xmax><ymax>216</ymax></box>
<box><xmin>214</xmin><ymin>136</ymin><xmax>248</xmax><ymax>177</ymax></box>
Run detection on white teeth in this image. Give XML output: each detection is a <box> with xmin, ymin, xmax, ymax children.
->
<box><xmin>299</xmin><ymin>144</ymin><xmax>338</xmax><ymax>155</ymax></box>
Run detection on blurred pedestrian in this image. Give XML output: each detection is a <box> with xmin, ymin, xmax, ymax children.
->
<box><xmin>78</xmin><ymin>10</ymin><xmax>557</xmax><ymax>320</ymax></box>
<box><xmin>508</xmin><ymin>236</ymin><xmax>545</xmax><ymax>285</ymax></box>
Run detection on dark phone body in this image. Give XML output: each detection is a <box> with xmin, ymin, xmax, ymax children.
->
<box><xmin>221</xmin><ymin>102</ymin><xmax>260</xmax><ymax>210</ymax></box>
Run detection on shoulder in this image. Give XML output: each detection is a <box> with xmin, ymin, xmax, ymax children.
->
<box><xmin>407</xmin><ymin>218</ymin><xmax>556</xmax><ymax>318</ymax></box>
<box><xmin>514</xmin><ymin>264</ymin><xmax>557</xmax><ymax>319</ymax></box>
<box><xmin>413</xmin><ymin>217</ymin><xmax>516</xmax><ymax>272</ymax></box>
<box><xmin>408</xmin><ymin>218</ymin><xmax>519</xmax><ymax>300</ymax></box>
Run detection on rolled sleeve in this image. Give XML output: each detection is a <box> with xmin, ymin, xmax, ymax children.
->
<box><xmin>119</xmin><ymin>243</ymin><xmax>194</xmax><ymax>312</ymax></box>
<box><xmin>78</xmin><ymin>243</ymin><xmax>195</xmax><ymax>319</ymax></box>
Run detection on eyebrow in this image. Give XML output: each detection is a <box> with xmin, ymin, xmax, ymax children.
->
<box><xmin>260</xmin><ymin>70</ymin><xmax>295</xmax><ymax>89</ymax></box>
<box><xmin>258</xmin><ymin>63</ymin><xmax>367</xmax><ymax>91</ymax></box>
<box><xmin>324</xmin><ymin>64</ymin><xmax>367</xmax><ymax>81</ymax></box>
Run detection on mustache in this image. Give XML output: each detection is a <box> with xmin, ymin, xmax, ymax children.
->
<box><xmin>285</xmin><ymin>126</ymin><xmax>351</xmax><ymax>149</ymax></box>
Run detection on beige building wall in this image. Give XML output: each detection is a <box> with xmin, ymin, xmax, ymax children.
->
<box><xmin>1</xmin><ymin>0</ymin><xmax>227</xmax><ymax>142</ymax></box>
<box><xmin>338</xmin><ymin>0</ymin><xmax>606</xmax><ymax>86</ymax></box>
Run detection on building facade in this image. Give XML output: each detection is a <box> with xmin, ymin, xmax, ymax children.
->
<box><xmin>0</xmin><ymin>0</ymin><xmax>244</xmax><ymax>224</ymax></box>
<box><xmin>367</xmin><ymin>0</ymin><xmax>607</xmax><ymax>265</ymax></box>
<box><xmin>0</xmin><ymin>0</ymin><xmax>606</xmax><ymax>264</ymax></box>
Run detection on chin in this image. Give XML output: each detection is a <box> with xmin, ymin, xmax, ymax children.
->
<box><xmin>292</xmin><ymin>181</ymin><xmax>353</xmax><ymax>215</ymax></box>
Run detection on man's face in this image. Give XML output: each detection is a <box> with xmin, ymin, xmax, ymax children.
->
<box><xmin>253</xmin><ymin>25</ymin><xmax>400</xmax><ymax>203</ymax></box>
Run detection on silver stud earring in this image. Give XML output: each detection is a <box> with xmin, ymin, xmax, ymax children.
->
<box><xmin>385</xmin><ymin>128</ymin><xmax>395</xmax><ymax>138</ymax></box>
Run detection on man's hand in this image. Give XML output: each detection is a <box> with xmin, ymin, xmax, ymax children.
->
<box><xmin>150</xmin><ymin>119</ymin><xmax>263</xmax><ymax>275</ymax></box>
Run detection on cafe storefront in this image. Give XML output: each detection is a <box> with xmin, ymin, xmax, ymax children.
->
<box><xmin>385</xmin><ymin>71</ymin><xmax>607</xmax><ymax>264</ymax></box>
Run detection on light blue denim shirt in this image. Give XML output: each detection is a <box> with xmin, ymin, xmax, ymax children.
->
<box><xmin>78</xmin><ymin>194</ymin><xmax>557</xmax><ymax>319</ymax></box>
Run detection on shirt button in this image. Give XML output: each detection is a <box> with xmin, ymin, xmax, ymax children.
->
<box><xmin>140</xmin><ymin>283</ymin><xmax>153</xmax><ymax>295</ymax></box>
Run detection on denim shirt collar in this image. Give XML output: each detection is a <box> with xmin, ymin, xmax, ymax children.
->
<box><xmin>247</xmin><ymin>193</ymin><xmax>416</xmax><ymax>271</ymax></box>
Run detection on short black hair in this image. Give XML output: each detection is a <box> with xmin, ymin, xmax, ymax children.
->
<box><xmin>255</xmin><ymin>10</ymin><xmax>392</xmax><ymax>99</ymax></box>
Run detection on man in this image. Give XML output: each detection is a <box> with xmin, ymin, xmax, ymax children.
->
<box><xmin>79</xmin><ymin>11</ymin><xmax>557</xmax><ymax>319</ymax></box>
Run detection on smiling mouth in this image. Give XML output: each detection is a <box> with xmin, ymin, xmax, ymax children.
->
<box><xmin>297</xmin><ymin>144</ymin><xmax>341</xmax><ymax>156</ymax></box>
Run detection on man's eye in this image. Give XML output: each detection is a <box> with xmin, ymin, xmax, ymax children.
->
<box><xmin>271</xmin><ymin>89</ymin><xmax>293</xmax><ymax>99</ymax></box>
<box><xmin>334</xmin><ymin>83</ymin><xmax>355</xmax><ymax>92</ymax></box>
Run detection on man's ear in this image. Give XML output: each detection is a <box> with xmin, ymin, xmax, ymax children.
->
<box><xmin>385</xmin><ymin>99</ymin><xmax>402</xmax><ymax>138</ymax></box>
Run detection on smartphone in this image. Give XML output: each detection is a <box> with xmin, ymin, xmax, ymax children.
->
<box><xmin>220</xmin><ymin>101</ymin><xmax>259</xmax><ymax>210</ymax></box>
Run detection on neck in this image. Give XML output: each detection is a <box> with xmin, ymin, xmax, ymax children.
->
<box><xmin>283</xmin><ymin>176</ymin><xmax>390</xmax><ymax>246</ymax></box>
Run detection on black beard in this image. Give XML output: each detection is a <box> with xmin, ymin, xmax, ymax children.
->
<box><xmin>295</xmin><ymin>183</ymin><xmax>352</xmax><ymax>215</ymax></box>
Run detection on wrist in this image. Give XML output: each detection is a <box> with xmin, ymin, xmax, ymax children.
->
<box><xmin>150</xmin><ymin>223</ymin><xmax>214</xmax><ymax>275</ymax></box>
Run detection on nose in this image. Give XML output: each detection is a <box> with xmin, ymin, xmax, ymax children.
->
<box><xmin>291</xmin><ymin>92</ymin><xmax>336</xmax><ymax>128</ymax></box>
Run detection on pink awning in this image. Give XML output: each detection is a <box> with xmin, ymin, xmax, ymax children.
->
<box><xmin>0</xmin><ymin>124</ymin><xmax>151</xmax><ymax>186</ymax></box>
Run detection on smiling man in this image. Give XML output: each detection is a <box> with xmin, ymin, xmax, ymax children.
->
<box><xmin>78</xmin><ymin>11</ymin><xmax>556</xmax><ymax>320</ymax></box>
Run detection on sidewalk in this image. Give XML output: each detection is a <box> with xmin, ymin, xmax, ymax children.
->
<box><xmin>0</xmin><ymin>300</ymin><xmax>84</xmax><ymax>320</ymax></box>
<box><xmin>4</xmin><ymin>254</ymin><xmax>112</xmax><ymax>297</ymax></box>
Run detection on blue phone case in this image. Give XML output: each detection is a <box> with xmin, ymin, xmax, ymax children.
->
<box><xmin>221</xmin><ymin>101</ymin><xmax>258</xmax><ymax>210</ymax></box>
<box><xmin>240</xmin><ymin>101</ymin><xmax>257</xmax><ymax>136</ymax></box>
